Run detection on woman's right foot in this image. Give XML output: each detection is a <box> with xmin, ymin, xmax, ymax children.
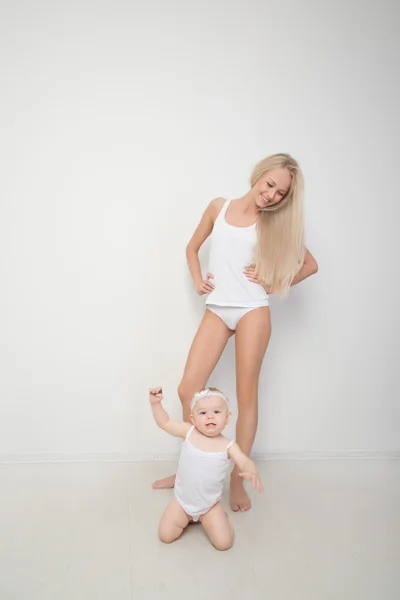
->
<box><xmin>230</xmin><ymin>472</ymin><xmax>252</xmax><ymax>511</ymax></box>
<box><xmin>152</xmin><ymin>474</ymin><xmax>176</xmax><ymax>489</ymax></box>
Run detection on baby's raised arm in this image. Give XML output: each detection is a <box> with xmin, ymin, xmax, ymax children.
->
<box><xmin>149</xmin><ymin>388</ymin><xmax>191</xmax><ymax>438</ymax></box>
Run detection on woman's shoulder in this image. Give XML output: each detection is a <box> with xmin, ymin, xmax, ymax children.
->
<box><xmin>207</xmin><ymin>197</ymin><xmax>227</xmax><ymax>221</ymax></box>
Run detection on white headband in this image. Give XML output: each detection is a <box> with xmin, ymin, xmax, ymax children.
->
<box><xmin>190</xmin><ymin>388</ymin><xmax>229</xmax><ymax>411</ymax></box>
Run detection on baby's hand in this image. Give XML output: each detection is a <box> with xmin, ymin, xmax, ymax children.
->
<box><xmin>149</xmin><ymin>387</ymin><xmax>163</xmax><ymax>404</ymax></box>
<box><xmin>239</xmin><ymin>470</ymin><xmax>263</xmax><ymax>493</ymax></box>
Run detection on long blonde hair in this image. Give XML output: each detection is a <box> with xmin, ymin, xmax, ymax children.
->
<box><xmin>252</xmin><ymin>153</ymin><xmax>305</xmax><ymax>297</ymax></box>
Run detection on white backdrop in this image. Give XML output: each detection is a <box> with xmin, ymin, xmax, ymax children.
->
<box><xmin>0</xmin><ymin>0</ymin><xmax>398</xmax><ymax>461</ymax></box>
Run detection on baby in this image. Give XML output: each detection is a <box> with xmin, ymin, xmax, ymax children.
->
<box><xmin>149</xmin><ymin>386</ymin><xmax>263</xmax><ymax>550</ymax></box>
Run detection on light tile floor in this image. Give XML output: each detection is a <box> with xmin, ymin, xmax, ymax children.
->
<box><xmin>0</xmin><ymin>459</ymin><xmax>398</xmax><ymax>600</ymax></box>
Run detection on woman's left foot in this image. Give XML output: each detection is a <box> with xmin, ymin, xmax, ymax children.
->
<box><xmin>230</xmin><ymin>474</ymin><xmax>251</xmax><ymax>512</ymax></box>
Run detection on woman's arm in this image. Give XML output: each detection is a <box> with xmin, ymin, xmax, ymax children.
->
<box><xmin>185</xmin><ymin>198</ymin><xmax>225</xmax><ymax>292</ymax></box>
<box><xmin>243</xmin><ymin>247</ymin><xmax>318</xmax><ymax>292</ymax></box>
<box><xmin>291</xmin><ymin>248</ymin><xmax>318</xmax><ymax>287</ymax></box>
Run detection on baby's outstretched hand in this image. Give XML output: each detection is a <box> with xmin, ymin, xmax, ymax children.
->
<box><xmin>239</xmin><ymin>471</ymin><xmax>264</xmax><ymax>493</ymax></box>
<box><xmin>149</xmin><ymin>387</ymin><xmax>163</xmax><ymax>404</ymax></box>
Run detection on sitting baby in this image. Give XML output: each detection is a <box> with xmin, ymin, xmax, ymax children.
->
<box><xmin>149</xmin><ymin>386</ymin><xmax>263</xmax><ymax>550</ymax></box>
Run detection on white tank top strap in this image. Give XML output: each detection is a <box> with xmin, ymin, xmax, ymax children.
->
<box><xmin>225</xmin><ymin>439</ymin><xmax>234</xmax><ymax>451</ymax></box>
<box><xmin>215</xmin><ymin>198</ymin><xmax>230</xmax><ymax>223</ymax></box>
<box><xmin>221</xmin><ymin>198</ymin><xmax>230</xmax><ymax>214</ymax></box>
<box><xmin>185</xmin><ymin>425</ymin><xmax>195</xmax><ymax>440</ymax></box>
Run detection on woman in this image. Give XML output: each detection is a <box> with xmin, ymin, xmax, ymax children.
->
<box><xmin>153</xmin><ymin>153</ymin><xmax>318</xmax><ymax>512</ymax></box>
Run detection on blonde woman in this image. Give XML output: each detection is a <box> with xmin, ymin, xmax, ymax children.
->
<box><xmin>153</xmin><ymin>154</ymin><xmax>318</xmax><ymax>512</ymax></box>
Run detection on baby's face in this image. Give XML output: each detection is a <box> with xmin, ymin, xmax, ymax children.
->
<box><xmin>190</xmin><ymin>395</ymin><xmax>230</xmax><ymax>437</ymax></box>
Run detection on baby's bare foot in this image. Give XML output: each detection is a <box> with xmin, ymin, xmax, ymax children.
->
<box><xmin>152</xmin><ymin>474</ymin><xmax>176</xmax><ymax>489</ymax></box>
<box><xmin>230</xmin><ymin>473</ymin><xmax>251</xmax><ymax>512</ymax></box>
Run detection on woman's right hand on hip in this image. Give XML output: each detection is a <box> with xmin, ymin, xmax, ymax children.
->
<box><xmin>195</xmin><ymin>273</ymin><xmax>215</xmax><ymax>296</ymax></box>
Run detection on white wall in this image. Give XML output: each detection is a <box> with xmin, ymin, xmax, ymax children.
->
<box><xmin>0</xmin><ymin>0</ymin><xmax>398</xmax><ymax>460</ymax></box>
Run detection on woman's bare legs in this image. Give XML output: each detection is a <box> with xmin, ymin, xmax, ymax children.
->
<box><xmin>230</xmin><ymin>306</ymin><xmax>271</xmax><ymax>511</ymax></box>
<box><xmin>152</xmin><ymin>309</ymin><xmax>233</xmax><ymax>488</ymax></box>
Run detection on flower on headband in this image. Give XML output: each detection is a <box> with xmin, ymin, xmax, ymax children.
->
<box><xmin>190</xmin><ymin>388</ymin><xmax>229</xmax><ymax>410</ymax></box>
<box><xmin>194</xmin><ymin>389</ymin><xmax>209</xmax><ymax>399</ymax></box>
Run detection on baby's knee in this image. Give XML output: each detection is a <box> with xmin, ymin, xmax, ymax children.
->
<box><xmin>158</xmin><ymin>532</ymin><xmax>174</xmax><ymax>544</ymax></box>
<box><xmin>158</xmin><ymin>525</ymin><xmax>176</xmax><ymax>544</ymax></box>
<box><xmin>213</xmin><ymin>535</ymin><xmax>233</xmax><ymax>551</ymax></box>
<box><xmin>212</xmin><ymin>526</ymin><xmax>234</xmax><ymax>551</ymax></box>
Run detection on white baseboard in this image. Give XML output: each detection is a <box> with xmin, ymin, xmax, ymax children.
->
<box><xmin>0</xmin><ymin>450</ymin><xmax>398</xmax><ymax>464</ymax></box>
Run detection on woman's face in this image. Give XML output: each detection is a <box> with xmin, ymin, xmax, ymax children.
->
<box><xmin>254</xmin><ymin>167</ymin><xmax>292</xmax><ymax>209</ymax></box>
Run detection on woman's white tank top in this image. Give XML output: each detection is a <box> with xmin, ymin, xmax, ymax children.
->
<box><xmin>205</xmin><ymin>200</ymin><xmax>269</xmax><ymax>308</ymax></box>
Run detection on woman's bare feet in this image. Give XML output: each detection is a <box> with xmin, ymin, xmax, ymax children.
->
<box><xmin>152</xmin><ymin>474</ymin><xmax>176</xmax><ymax>489</ymax></box>
<box><xmin>230</xmin><ymin>472</ymin><xmax>251</xmax><ymax>511</ymax></box>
